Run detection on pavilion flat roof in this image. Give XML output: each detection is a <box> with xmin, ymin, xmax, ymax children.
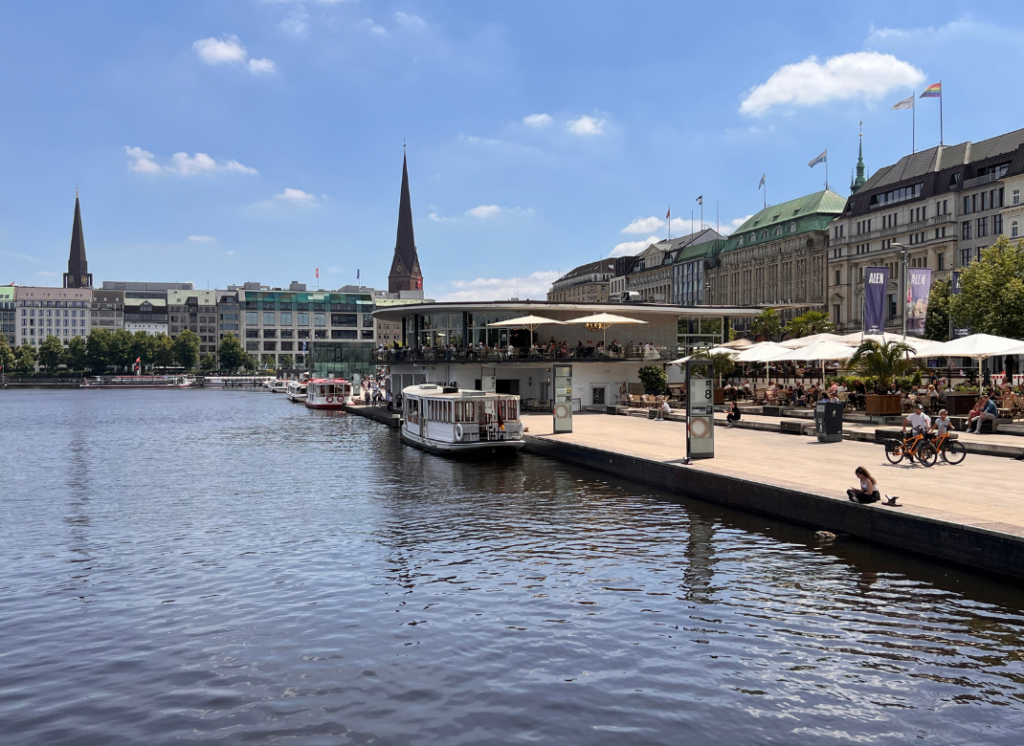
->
<box><xmin>372</xmin><ymin>300</ymin><xmax>771</xmax><ymax>322</ymax></box>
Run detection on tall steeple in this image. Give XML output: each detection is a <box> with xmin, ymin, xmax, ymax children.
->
<box><xmin>389</xmin><ymin>151</ymin><xmax>423</xmax><ymax>293</ymax></box>
<box><xmin>850</xmin><ymin>122</ymin><xmax>867</xmax><ymax>194</ymax></box>
<box><xmin>63</xmin><ymin>191</ymin><xmax>93</xmax><ymax>289</ymax></box>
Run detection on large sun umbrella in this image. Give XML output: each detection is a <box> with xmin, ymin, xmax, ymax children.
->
<box><xmin>837</xmin><ymin>331</ymin><xmax>936</xmax><ymax>353</ymax></box>
<box><xmin>564</xmin><ymin>312</ymin><xmax>648</xmax><ymax>347</ymax></box>
<box><xmin>669</xmin><ymin>346</ymin><xmax>738</xmax><ymax>365</ymax></box>
<box><xmin>778</xmin><ymin>332</ymin><xmax>845</xmax><ymax>349</ymax></box>
<box><xmin>912</xmin><ymin>333</ymin><xmax>1024</xmax><ymax>360</ymax></box>
<box><xmin>719</xmin><ymin>337</ymin><xmax>754</xmax><ymax>350</ymax></box>
<box><xmin>733</xmin><ymin>341</ymin><xmax>791</xmax><ymax>363</ymax></box>
<box><xmin>486</xmin><ymin>315</ymin><xmax>564</xmax><ymax>345</ymax></box>
<box><xmin>772</xmin><ymin>339</ymin><xmax>856</xmax><ymax>381</ymax></box>
<box><xmin>1000</xmin><ymin>341</ymin><xmax>1024</xmax><ymax>357</ymax></box>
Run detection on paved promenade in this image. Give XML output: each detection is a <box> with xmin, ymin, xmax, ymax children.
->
<box><xmin>522</xmin><ymin>412</ymin><xmax>1024</xmax><ymax>541</ymax></box>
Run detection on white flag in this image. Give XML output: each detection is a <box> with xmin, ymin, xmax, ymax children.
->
<box><xmin>892</xmin><ymin>95</ymin><xmax>914</xmax><ymax>110</ymax></box>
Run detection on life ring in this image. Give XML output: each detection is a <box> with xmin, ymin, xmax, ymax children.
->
<box><xmin>690</xmin><ymin>416</ymin><xmax>711</xmax><ymax>439</ymax></box>
<box><xmin>326</xmin><ymin>395</ymin><xmax>334</xmax><ymax>403</ymax></box>
<box><xmin>454</xmin><ymin>423</ymin><xmax>464</xmax><ymax>441</ymax></box>
<box><xmin>554</xmin><ymin>403</ymin><xmax>570</xmax><ymax>419</ymax></box>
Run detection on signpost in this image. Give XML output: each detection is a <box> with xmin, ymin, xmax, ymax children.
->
<box><xmin>552</xmin><ymin>364</ymin><xmax>573</xmax><ymax>434</ymax></box>
<box><xmin>685</xmin><ymin>359</ymin><xmax>715</xmax><ymax>460</ymax></box>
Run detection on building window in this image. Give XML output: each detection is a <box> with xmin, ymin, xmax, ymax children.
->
<box><xmin>977</xmin><ymin>217</ymin><xmax>987</xmax><ymax>238</ymax></box>
<box><xmin>1014</xmin><ymin>189</ymin><xmax>1020</xmax><ymax>206</ymax></box>
<box><xmin>994</xmin><ymin>214</ymin><xmax>1003</xmax><ymax>235</ymax></box>
<box><xmin>961</xmin><ymin>248</ymin><xmax>973</xmax><ymax>266</ymax></box>
<box><xmin>1013</xmin><ymin>221</ymin><xmax>1019</xmax><ymax>238</ymax></box>
<box><xmin>263</xmin><ymin>312</ymin><xmax>275</xmax><ymax>326</ymax></box>
<box><xmin>263</xmin><ymin>341</ymin><xmax>276</xmax><ymax>351</ymax></box>
<box><xmin>297</xmin><ymin>313</ymin><xmax>309</xmax><ymax>326</ymax></box>
<box><xmin>938</xmin><ymin>252</ymin><xmax>945</xmax><ymax>271</ymax></box>
<box><xmin>314</xmin><ymin>313</ymin><xmax>326</xmax><ymax>327</ymax></box>
<box><xmin>887</xmin><ymin>293</ymin><xmax>897</xmax><ymax>320</ymax></box>
<box><xmin>246</xmin><ymin>312</ymin><xmax>258</xmax><ymax>326</ymax></box>
<box><xmin>280</xmin><ymin>312</ymin><xmax>292</xmax><ymax>326</ymax></box>
<box><xmin>962</xmin><ymin>221</ymin><xmax>971</xmax><ymax>240</ymax></box>
<box><xmin>246</xmin><ymin>341</ymin><xmax>259</xmax><ymax>351</ymax></box>
<box><xmin>245</xmin><ymin>329</ymin><xmax>259</xmax><ymax>338</ymax></box>
<box><xmin>331</xmin><ymin>313</ymin><xmax>357</xmax><ymax>326</ymax></box>
<box><xmin>314</xmin><ymin>329</ymin><xmax>326</xmax><ymax>339</ymax></box>
<box><xmin>834</xmin><ymin>270</ymin><xmax>841</xmax><ymax>286</ymax></box>
<box><xmin>263</xmin><ymin>329</ymin><xmax>277</xmax><ymax>338</ymax></box>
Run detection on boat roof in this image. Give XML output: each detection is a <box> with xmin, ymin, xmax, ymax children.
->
<box><xmin>402</xmin><ymin>384</ymin><xmax>516</xmax><ymax>399</ymax></box>
<box><xmin>307</xmin><ymin>378</ymin><xmax>350</xmax><ymax>384</ymax></box>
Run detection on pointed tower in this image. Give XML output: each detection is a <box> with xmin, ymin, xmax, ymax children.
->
<box><xmin>850</xmin><ymin>122</ymin><xmax>867</xmax><ymax>194</ymax></box>
<box><xmin>388</xmin><ymin>153</ymin><xmax>423</xmax><ymax>294</ymax></box>
<box><xmin>63</xmin><ymin>192</ymin><xmax>93</xmax><ymax>289</ymax></box>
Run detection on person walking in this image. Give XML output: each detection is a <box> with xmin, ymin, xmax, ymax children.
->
<box><xmin>386</xmin><ymin>389</ymin><xmax>394</xmax><ymax>412</ymax></box>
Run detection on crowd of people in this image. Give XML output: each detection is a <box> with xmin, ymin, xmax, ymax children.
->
<box><xmin>372</xmin><ymin>339</ymin><xmax>669</xmax><ymax>363</ymax></box>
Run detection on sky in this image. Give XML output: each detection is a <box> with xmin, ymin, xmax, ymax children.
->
<box><xmin>3</xmin><ymin>2</ymin><xmax>1024</xmax><ymax>301</ymax></box>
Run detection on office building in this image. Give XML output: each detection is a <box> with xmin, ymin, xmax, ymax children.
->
<box><xmin>547</xmin><ymin>259</ymin><xmax>616</xmax><ymax>303</ymax></box>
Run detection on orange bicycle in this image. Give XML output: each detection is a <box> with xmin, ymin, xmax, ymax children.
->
<box><xmin>884</xmin><ymin>430</ymin><xmax>938</xmax><ymax>467</ymax></box>
<box><xmin>932</xmin><ymin>431</ymin><xmax>967</xmax><ymax>465</ymax></box>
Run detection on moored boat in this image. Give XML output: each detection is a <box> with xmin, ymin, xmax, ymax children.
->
<box><xmin>81</xmin><ymin>375</ymin><xmax>194</xmax><ymax>389</ymax></box>
<box><xmin>400</xmin><ymin>384</ymin><xmax>524</xmax><ymax>456</ymax></box>
<box><xmin>305</xmin><ymin>378</ymin><xmax>353</xmax><ymax>410</ymax></box>
<box><xmin>269</xmin><ymin>379</ymin><xmax>290</xmax><ymax>393</ymax></box>
<box><xmin>286</xmin><ymin>380</ymin><xmax>308</xmax><ymax>402</ymax></box>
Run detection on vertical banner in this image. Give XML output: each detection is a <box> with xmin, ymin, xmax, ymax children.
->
<box><xmin>950</xmin><ymin>271</ymin><xmax>971</xmax><ymax>338</ymax></box>
<box><xmin>863</xmin><ymin>266</ymin><xmax>889</xmax><ymax>334</ymax></box>
<box><xmin>906</xmin><ymin>268</ymin><xmax>932</xmax><ymax>336</ymax></box>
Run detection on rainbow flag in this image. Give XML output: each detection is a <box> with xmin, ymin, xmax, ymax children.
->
<box><xmin>920</xmin><ymin>82</ymin><xmax>942</xmax><ymax>98</ymax></box>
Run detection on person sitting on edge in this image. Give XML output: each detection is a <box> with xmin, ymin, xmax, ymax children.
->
<box><xmin>902</xmin><ymin>402</ymin><xmax>931</xmax><ymax>438</ymax></box>
<box><xmin>971</xmin><ymin>394</ymin><xmax>999</xmax><ymax>434</ymax></box>
<box><xmin>658</xmin><ymin>399</ymin><xmax>672</xmax><ymax>420</ymax></box>
<box><xmin>847</xmin><ymin>466</ymin><xmax>881</xmax><ymax>504</ymax></box>
<box><xmin>726</xmin><ymin>400</ymin><xmax>741</xmax><ymax>428</ymax></box>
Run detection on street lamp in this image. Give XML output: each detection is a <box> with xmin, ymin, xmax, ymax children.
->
<box><xmin>890</xmin><ymin>241</ymin><xmax>909</xmax><ymax>338</ymax></box>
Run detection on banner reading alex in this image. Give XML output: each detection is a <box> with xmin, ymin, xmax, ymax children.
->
<box><xmin>950</xmin><ymin>270</ymin><xmax>971</xmax><ymax>338</ymax></box>
<box><xmin>906</xmin><ymin>268</ymin><xmax>932</xmax><ymax>336</ymax></box>
<box><xmin>863</xmin><ymin>266</ymin><xmax>889</xmax><ymax>335</ymax></box>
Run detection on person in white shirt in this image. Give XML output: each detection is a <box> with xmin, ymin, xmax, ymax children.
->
<box><xmin>902</xmin><ymin>402</ymin><xmax>931</xmax><ymax>436</ymax></box>
<box><xmin>658</xmin><ymin>400</ymin><xmax>672</xmax><ymax>420</ymax></box>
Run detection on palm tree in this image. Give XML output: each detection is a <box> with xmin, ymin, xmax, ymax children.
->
<box><xmin>848</xmin><ymin>340</ymin><xmax>916</xmax><ymax>393</ymax></box>
<box><xmin>692</xmin><ymin>350</ymin><xmax>736</xmax><ymax>387</ymax></box>
<box><xmin>784</xmin><ymin>310</ymin><xmax>834</xmax><ymax>338</ymax></box>
<box><xmin>749</xmin><ymin>308</ymin><xmax>782</xmax><ymax>342</ymax></box>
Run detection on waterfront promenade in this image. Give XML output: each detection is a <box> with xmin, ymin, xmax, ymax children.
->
<box><xmin>522</xmin><ymin>412</ymin><xmax>1024</xmax><ymax>578</ymax></box>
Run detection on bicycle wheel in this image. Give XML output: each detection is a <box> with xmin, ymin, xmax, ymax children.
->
<box><xmin>916</xmin><ymin>440</ymin><xmax>938</xmax><ymax>467</ymax></box>
<box><xmin>884</xmin><ymin>440</ymin><xmax>905</xmax><ymax>465</ymax></box>
<box><xmin>943</xmin><ymin>440</ymin><xmax>967</xmax><ymax>465</ymax></box>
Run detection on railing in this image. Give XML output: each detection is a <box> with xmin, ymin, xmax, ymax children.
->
<box><xmin>834</xmin><ymin>213</ymin><xmax>955</xmax><ymax>246</ymax></box>
<box><xmin>961</xmin><ymin>172</ymin><xmax>1000</xmax><ymax>190</ymax></box>
<box><xmin>372</xmin><ymin>346</ymin><xmax>678</xmax><ymax>365</ymax></box>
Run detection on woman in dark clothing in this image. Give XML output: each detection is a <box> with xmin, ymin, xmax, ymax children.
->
<box><xmin>726</xmin><ymin>401</ymin><xmax>741</xmax><ymax>428</ymax></box>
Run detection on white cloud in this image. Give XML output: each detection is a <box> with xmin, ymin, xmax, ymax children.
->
<box><xmin>35</xmin><ymin>270</ymin><xmax>58</xmax><ymax>277</ymax></box>
<box><xmin>188</xmin><ymin>235</ymin><xmax>217</xmax><ymax>243</ymax></box>
<box><xmin>127</xmin><ymin>147</ymin><xmax>258</xmax><ymax>176</ymax></box>
<box><xmin>394</xmin><ymin>11</ymin><xmax>428</xmax><ymax>30</ymax></box>
<box><xmin>740</xmin><ymin>51</ymin><xmax>925</xmax><ymax>116</ymax></box>
<box><xmin>440</xmin><ymin>270</ymin><xmax>560</xmax><ymax>302</ymax></box>
<box><xmin>363</xmin><ymin>19</ymin><xmax>386</xmax><ymax>35</ymax></box>
<box><xmin>465</xmin><ymin>205</ymin><xmax>534</xmax><ymax>219</ymax></box>
<box><xmin>226</xmin><ymin>250</ymin><xmax>236</xmax><ymax>256</ymax></box>
<box><xmin>280</xmin><ymin>7</ymin><xmax>309</xmax><ymax>37</ymax></box>
<box><xmin>192</xmin><ymin>34</ymin><xmax>276</xmax><ymax>75</ymax></box>
<box><xmin>718</xmin><ymin>215</ymin><xmax>753</xmax><ymax>236</ymax></box>
<box><xmin>428</xmin><ymin>210</ymin><xmax>457</xmax><ymax>223</ymax></box>
<box><xmin>621</xmin><ymin>216</ymin><xmax>665</xmax><ymax>234</ymax></box>
<box><xmin>274</xmin><ymin>187</ymin><xmax>318</xmax><ymax>205</ymax></box>
<box><xmin>523</xmin><ymin>113</ymin><xmax>553</xmax><ymax>128</ymax></box>
<box><xmin>566</xmin><ymin>115</ymin><xmax>606</xmax><ymax>136</ymax></box>
<box><xmin>609</xmin><ymin>236</ymin><xmax>659</xmax><ymax>258</ymax></box>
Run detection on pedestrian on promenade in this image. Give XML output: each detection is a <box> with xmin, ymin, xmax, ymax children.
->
<box><xmin>847</xmin><ymin>467</ymin><xmax>881</xmax><ymax>504</ymax></box>
<box><xmin>971</xmin><ymin>394</ymin><xmax>999</xmax><ymax>434</ymax></box>
<box><xmin>726</xmin><ymin>400</ymin><xmax>741</xmax><ymax>428</ymax></box>
<box><xmin>386</xmin><ymin>390</ymin><xmax>393</xmax><ymax>412</ymax></box>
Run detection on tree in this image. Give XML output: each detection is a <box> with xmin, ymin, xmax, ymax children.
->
<box><xmin>924</xmin><ymin>279</ymin><xmax>951</xmax><ymax>342</ymax></box>
<box><xmin>86</xmin><ymin>328</ymin><xmax>113</xmax><ymax>371</ymax></box>
<box><xmin>692</xmin><ymin>349</ymin><xmax>736</xmax><ymax>387</ymax></box>
<box><xmin>218</xmin><ymin>332</ymin><xmax>246</xmax><ymax>372</ymax></box>
<box><xmin>200</xmin><ymin>354</ymin><xmax>217</xmax><ymax>371</ymax></box>
<box><xmin>66</xmin><ymin>336</ymin><xmax>87</xmax><ymax>371</ymax></box>
<box><xmin>950</xmin><ymin>235</ymin><xmax>1024</xmax><ymax>339</ymax></box>
<box><xmin>244</xmin><ymin>354</ymin><xmax>257</xmax><ymax>372</ymax></box>
<box><xmin>279</xmin><ymin>355</ymin><xmax>294</xmax><ymax>369</ymax></box>
<box><xmin>0</xmin><ymin>334</ymin><xmax>16</xmax><ymax>375</ymax></box>
<box><xmin>637</xmin><ymin>364</ymin><xmax>668</xmax><ymax>393</ymax></box>
<box><xmin>38</xmin><ymin>335</ymin><xmax>66</xmax><ymax>372</ymax></box>
<box><xmin>14</xmin><ymin>342</ymin><xmax>37</xmax><ymax>375</ymax></box>
<box><xmin>173</xmin><ymin>329</ymin><xmax>200</xmax><ymax>370</ymax></box>
<box><xmin>109</xmin><ymin>329</ymin><xmax>134</xmax><ymax>371</ymax></box>
<box><xmin>749</xmin><ymin>308</ymin><xmax>782</xmax><ymax>341</ymax></box>
<box><xmin>784</xmin><ymin>310</ymin><xmax>834</xmax><ymax>338</ymax></box>
<box><xmin>152</xmin><ymin>333</ymin><xmax>175</xmax><ymax>369</ymax></box>
<box><xmin>849</xmin><ymin>340</ymin><xmax>917</xmax><ymax>393</ymax></box>
<box><xmin>130</xmin><ymin>331</ymin><xmax>155</xmax><ymax>370</ymax></box>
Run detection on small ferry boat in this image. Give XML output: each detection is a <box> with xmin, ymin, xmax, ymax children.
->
<box><xmin>305</xmin><ymin>378</ymin><xmax>353</xmax><ymax>410</ymax></box>
<box><xmin>81</xmin><ymin>375</ymin><xmax>194</xmax><ymax>389</ymax></box>
<box><xmin>204</xmin><ymin>376</ymin><xmax>273</xmax><ymax>388</ymax></box>
<box><xmin>269</xmin><ymin>379</ymin><xmax>290</xmax><ymax>394</ymax></box>
<box><xmin>286</xmin><ymin>380</ymin><xmax>308</xmax><ymax>402</ymax></box>
<box><xmin>400</xmin><ymin>384</ymin><xmax>525</xmax><ymax>456</ymax></box>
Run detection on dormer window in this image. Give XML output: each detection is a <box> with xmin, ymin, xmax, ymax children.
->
<box><xmin>760</xmin><ymin>231</ymin><xmax>768</xmax><ymax>240</ymax></box>
<box><xmin>789</xmin><ymin>222</ymin><xmax>797</xmax><ymax>232</ymax></box>
<box><xmin>774</xmin><ymin>227</ymin><xmax>782</xmax><ymax>236</ymax></box>
<box><xmin>749</xmin><ymin>233</ymin><xmax>756</xmax><ymax>243</ymax></box>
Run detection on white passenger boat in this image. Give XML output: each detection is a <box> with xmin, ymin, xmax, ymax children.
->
<box><xmin>81</xmin><ymin>375</ymin><xmax>194</xmax><ymax>389</ymax></box>
<box><xmin>286</xmin><ymin>381</ymin><xmax>308</xmax><ymax>402</ymax></box>
<box><xmin>400</xmin><ymin>384</ymin><xmax>525</xmax><ymax>456</ymax></box>
<box><xmin>269</xmin><ymin>379</ymin><xmax>290</xmax><ymax>394</ymax></box>
<box><xmin>204</xmin><ymin>376</ymin><xmax>273</xmax><ymax>388</ymax></box>
<box><xmin>305</xmin><ymin>378</ymin><xmax>353</xmax><ymax>410</ymax></box>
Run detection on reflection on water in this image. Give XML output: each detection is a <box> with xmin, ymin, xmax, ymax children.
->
<box><xmin>0</xmin><ymin>389</ymin><xmax>1022</xmax><ymax>746</ymax></box>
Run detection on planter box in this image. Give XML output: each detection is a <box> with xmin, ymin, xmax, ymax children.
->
<box><xmin>865</xmin><ymin>393</ymin><xmax>902</xmax><ymax>415</ymax></box>
<box><xmin>944</xmin><ymin>391</ymin><xmax>979</xmax><ymax>416</ymax></box>
<box><xmin>713</xmin><ymin>388</ymin><xmax>725</xmax><ymax>405</ymax></box>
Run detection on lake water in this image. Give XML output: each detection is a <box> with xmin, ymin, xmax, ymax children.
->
<box><xmin>1</xmin><ymin>388</ymin><xmax>1022</xmax><ymax>745</ymax></box>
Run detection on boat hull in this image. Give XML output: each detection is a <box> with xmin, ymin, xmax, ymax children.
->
<box><xmin>305</xmin><ymin>401</ymin><xmax>347</xmax><ymax>410</ymax></box>
<box><xmin>400</xmin><ymin>428</ymin><xmax>524</xmax><ymax>458</ymax></box>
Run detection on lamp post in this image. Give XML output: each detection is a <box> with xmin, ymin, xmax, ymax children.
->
<box><xmin>891</xmin><ymin>241</ymin><xmax>909</xmax><ymax>338</ymax></box>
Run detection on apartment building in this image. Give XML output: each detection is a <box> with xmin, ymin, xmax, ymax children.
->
<box><xmin>547</xmin><ymin>259</ymin><xmax>616</xmax><ymax>303</ymax></box>
<box><xmin>14</xmin><ymin>286</ymin><xmax>93</xmax><ymax>347</ymax></box>
<box><xmin>168</xmin><ymin>289</ymin><xmax>219</xmax><ymax>359</ymax></box>
<box><xmin>1</xmin><ymin>286</ymin><xmax>15</xmax><ymax>345</ymax></box>
<box><xmin>91</xmin><ymin>289</ymin><xmax>125</xmax><ymax>334</ymax></box>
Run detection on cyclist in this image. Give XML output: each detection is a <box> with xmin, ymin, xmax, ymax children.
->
<box><xmin>902</xmin><ymin>402</ymin><xmax>931</xmax><ymax>438</ymax></box>
<box><xmin>930</xmin><ymin>408</ymin><xmax>954</xmax><ymax>439</ymax></box>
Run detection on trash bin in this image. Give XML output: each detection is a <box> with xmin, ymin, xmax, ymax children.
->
<box><xmin>815</xmin><ymin>401</ymin><xmax>843</xmax><ymax>443</ymax></box>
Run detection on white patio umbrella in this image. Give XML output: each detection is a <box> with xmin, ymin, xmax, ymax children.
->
<box><xmin>772</xmin><ymin>339</ymin><xmax>856</xmax><ymax>382</ymax></box>
<box><xmin>912</xmin><ymin>333</ymin><xmax>1024</xmax><ymax>360</ymax></box>
<box><xmin>564</xmin><ymin>312</ymin><xmax>648</xmax><ymax>347</ymax></box>
<box><xmin>669</xmin><ymin>346</ymin><xmax>738</xmax><ymax>365</ymax></box>
<box><xmin>719</xmin><ymin>337</ymin><xmax>754</xmax><ymax>350</ymax></box>
<box><xmin>837</xmin><ymin>331</ymin><xmax>937</xmax><ymax>353</ymax></box>
<box><xmin>778</xmin><ymin>332</ymin><xmax>845</xmax><ymax>349</ymax></box>
<box><xmin>485</xmin><ymin>315</ymin><xmax>565</xmax><ymax>332</ymax></box>
<box><xmin>732</xmin><ymin>341</ymin><xmax>792</xmax><ymax>381</ymax></box>
<box><xmin>999</xmin><ymin>341</ymin><xmax>1024</xmax><ymax>356</ymax></box>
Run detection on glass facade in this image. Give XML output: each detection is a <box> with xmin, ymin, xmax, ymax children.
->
<box><xmin>310</xmin><ymin>341</ymin><xmax>375</xmax><ymax>380</ymax></box>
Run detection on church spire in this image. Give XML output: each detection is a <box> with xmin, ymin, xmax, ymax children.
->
<box><xmin>850</xmin><ymin>122</ymin><xmax>867</xmax><ymax>194</ymax></box>
<box><xmin>389</xmin><ymin>151</ymin><xmax>423</xmax><ymax>293</ymax></box>
<box><xmin>63</xmin><ymin>192</ymin><xmax>93</xmax><ymax>289</ymax></box>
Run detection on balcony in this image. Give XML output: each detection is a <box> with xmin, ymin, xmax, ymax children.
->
<box><xmin>961</xmin><ymin>172</ymin><xmax>1000</xmax><ymax>190</ymax></box>
<box><xmin>835</xmin><ymin>213</ymin><xmax>955</xmax><ymax>246</ymax></box>
<box><xmin>373</xmin><ymin>345</ymin><xmax>677</xmax><ymax>366</ymax></box>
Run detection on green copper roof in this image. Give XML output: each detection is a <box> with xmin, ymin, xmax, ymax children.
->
<box><xmin>674</xmin><ymin>238</ymin><xmax>727</xmax><ymax>263</ymax></box>
<box><xmin>721</xmin><ymin>190</ymin><xmax>845</xmax><ymax>254</ymax></box>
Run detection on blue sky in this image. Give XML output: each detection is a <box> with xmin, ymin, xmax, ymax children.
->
<box><xmin>3</xmin><ymin>2</ymin><xmax>1023</xmax><ymax>300</ymax></box>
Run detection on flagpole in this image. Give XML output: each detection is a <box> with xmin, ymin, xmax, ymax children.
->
<box><xmin>912</xmin><ymin>92</ymin><xmax>916</xmax><ymax>153</ymax></box>
<box><xmin>717</xmin><ymin>202</ymin><xmax>719</xmax><ymax>234</ymax></box>
<box><xmin>825</xmin><ymin>150</ymin><xmax>829</xmax><ymax>191</ymax></box>
<box><xmin>939</xmin><ymin>80</ymin><xmax>944</xmax><ymax>146</ymax></box>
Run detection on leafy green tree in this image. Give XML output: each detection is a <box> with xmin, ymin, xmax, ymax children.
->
<box><xmin>637</xmin><ymin>364</ymin><xmax>668</xmax><ymax>393</ymax></box>
<box><xmin>173</xmin><ymin>329</ymin><xmax>201</xmax><ymax>370</ymax></box>
<box><xmin>949</xmin><ymin>235</ymin><xmax>1024</xmax><ymax>339</ymax></box>
<box><xmin>200</xmin><ymin>354</ymin><xmax>217</xmax><ymax>371</ymax></box>
<box><xmin>130</xmin><ymin>331</ymin><xmax>155</xmax><ymax>369</ymax></box>
<box><xmin>66</xmin><ymin>336</ymin><xmax>87</xmax><ymax>371</ymax></box>
<box><xmin>0</xmin><ymin>334</ymin><xmax>16</xmax><ymax>375</ymax></box>
<box><xmin>244</xmin><ymin>354</ymin><xmax>257</xmax><ymax>372</ymax></box>
<box><xmin>924</xmin><ymin>279</ymin><xmax>951</xmax><ymax>342</ymax></box>
<box><xmin>784</xmin><ymin>310</ymin><xmax>834</xmax><ymax>338</ymax></box>
<box><xmin>86</xmin><ymin>328</ymin><xmax>113</xmax><ymax>371</ymax></box>
<box><xmin>279</xmin><ymin>355</ymin><xmax>294</xmax><ymax>369</ymax></box>
<box><xmin>109</xmin><ymin>329</ymin><xmax>134</xmax><ymax>371</ymax></box>
<box><xmin>152</xmin><ymin>333</ymin><xmax>175</xmax><ymax>369</ymax></box>
<box><xmin>692</xmin><ymin>349</ymin><xmax>736</xmax><ymax>387</ymax></box>
<box><xmin>14</xmin><ymin>342</ymin><xmax>37</xmax><ymax>375</ymax></box>
<box><xmin>849</xmin><ymin>340</ymin><xmax>917</xmax><ymax>393</ymax></box>
<box><xmin>749</xmin><ymin>308</ymin><xmax>782</xmax><ymax>342</ymax></box>
<box><xmin>218</xmin><ymin>332</ymin><xmax>246</xmax><ymax>371</ymax></box>
<box><xmin>38</xmin><ymin>335</ymin><xmax>66</xmax><ymax>372</ymax></box>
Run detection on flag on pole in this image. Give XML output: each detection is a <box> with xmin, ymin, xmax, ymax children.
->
<box><xmin>758</xmin><ymin>174</ymin><xmax>765</xmax><ymax>190</ymax></box>
<box><xmin>666</xmin><ymin>208</ymin><xmax>671</xmax><ymax>220</ymax></box>
<box><xmin>892</xmin><ymin>94</ymin><xmax>914</xmax><ymax>110</ymax></box>
<box><xmin>315</xmin><ymin>267</ymin><xmax>319</xmax><ymax>279</ymax></box>
<box><xmin>920</xmin><ymin>82</ymin><xmax>942</xmax><ymax>98</ymax></box>
<box><xmin>696</xmin><ymin>195</ymin><xmax>703</xmax><ymax>205</ymax></box>
<box><xmin>808</xmin><ymin>150</ymin><xmax>827</xmax><ymax>168</ymax></box>
<box><xmin>356</xmin><ymin>269</ymin><xmax>360</xmax><ymax>280</ymax></box>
